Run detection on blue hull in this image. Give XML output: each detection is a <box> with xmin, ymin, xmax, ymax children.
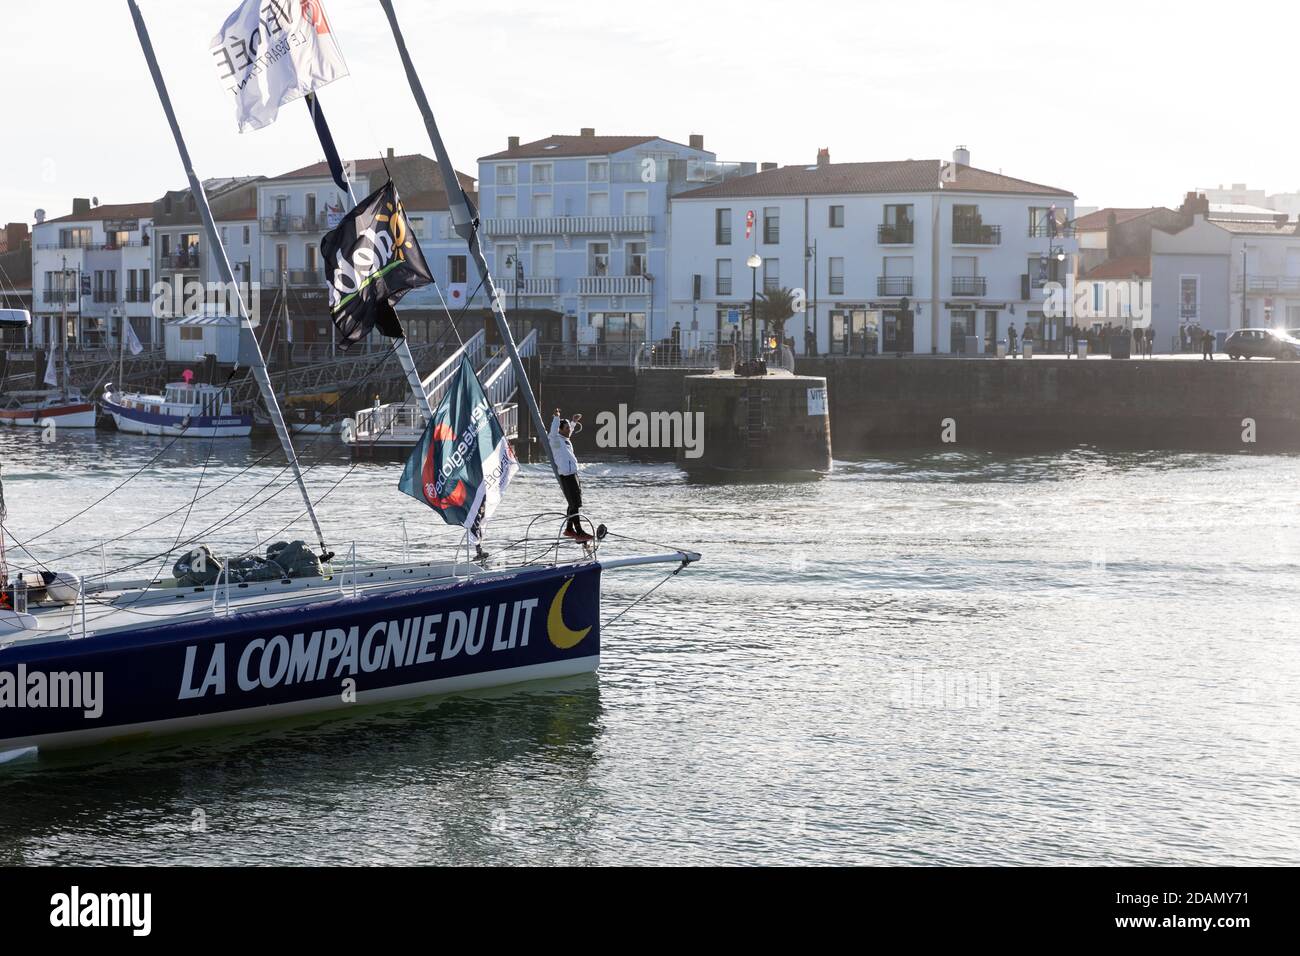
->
<box><xmin>102</xmin><ymin>397</ymin><xmax>252</xmax><ymax>438</ymax></box>
<box><xmin>0</xmin><ymin>564</ymin><xmax>601</xmax><ymax>751</ymax></box>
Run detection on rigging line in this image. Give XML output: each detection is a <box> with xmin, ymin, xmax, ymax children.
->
<box><xmin>601</xmin><ymin>564</ymin><xmax>686</xmax><ymax>630</ymax></box>
<box><xmin>32</xmin><ymin>340</ymin><xmax>405</xmax><ymax>567</ymax></box>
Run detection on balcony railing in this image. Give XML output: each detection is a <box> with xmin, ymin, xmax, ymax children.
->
<box><xmin>42</xmin><ymin>290</ymin><xmax>79</xmax><ymax>304</ymax></box>
<box><xmin>160</xmin><ymin>252</ymin><xmax>201</xmax><ymax>270</ymax></box>
<box><xmin>1029</xmin><ymin>223</ymin><xmax>1076</xmax><ymax>238</ymax></box>
<box><xmin>578</xmin><ymin>275</ymin><xmax>650</xmax><ymax>295</ymax></box>
<box><xmin>951</xmin><ymin>277</ymin><xmax>987</xmax><ymax>296</ymax></box>
<box><xmin>260</xmin><ymin>214</ymin><xmax>328</xmax><ymax>234</ymax></box>
<box><xmin>878</xmin><ymin>223</ymin><xmax>914</xmax><ymax>244</ymax></box>
<box><xmin>497</xmin><ymin>277</ymin><xmax>559</xmax><ymax>296</ymax></box>
<box><xmin>483</xmin><ymin>215</ymin><xmax>654</xmax><ymax>237</ymax></box>
<box><xmin>124</xmin><ymin>289</ymin><xmax>151</xmax><ymax>303</ymax></box>
<box><xmin>877</xmin><ymin>276</ymin><xmax>913</xmax><ymax>296</ymax></box>
<box><xmin>1237</xmin><ymin>275</ymin><xmax>1300</xmax><ymax>294</ymax></box>
<box><xmin>92</xmin><ymin>290</ymin><xmax>121</xmax><ymax>304</ymax></box>
<box><xmin>261</xmin><ymin>268</ymin><xmax>328</xmax><ymax>287</ymax></box>
<box><xmin>952</xmin><ymin>223</ymin><xmax>1001</xmax><ymax>245</ymax></box>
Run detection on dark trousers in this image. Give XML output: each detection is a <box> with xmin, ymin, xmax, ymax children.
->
<box><xmin>559</xmin><ymin>473</ymin><xmax>582</xmax><ymax>534</ymax></box>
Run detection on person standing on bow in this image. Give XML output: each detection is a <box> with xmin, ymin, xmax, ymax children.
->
<box><xmin>550</xmin><ymin>409</ymin><xmax>591</xmax><ymax>542</ymax></box>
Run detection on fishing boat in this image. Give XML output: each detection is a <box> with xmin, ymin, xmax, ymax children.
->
<box><xmin>0</xmin><ymin>0</ymin><xmax>699</xmax><ymax>755</ymax></box>
<box><xmin>101</xmin><ymin>380</ymin><xmax>253</xmax><ymax>438</ymax></box>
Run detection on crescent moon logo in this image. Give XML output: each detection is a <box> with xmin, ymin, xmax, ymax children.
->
<box><xmin>547</xmin><ymin>578</ymin><xmax>592</xmax><ymax>649</ymax></box>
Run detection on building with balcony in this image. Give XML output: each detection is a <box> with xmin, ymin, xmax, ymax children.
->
<box><xmin>477</xmin><ymin>128</ymin><xmax>716</xmax><ymax>348</ymax></box>
<box><xmin>30</xmin><ymin>199</ymin><xmax>154</xmax><ymax>351</ymax></box>
<box><xmin>1151</xmin><ymin>213</ymin><xmax>1300</xmax><ymax>350</ymax></box>
<box><xmin>256</xmin><ymin>150</ymin><xmax>479</xmax><ymax>353</ymax></box>
<box><xmin>669</xmin><ymin>147</ymin><xmax>1076</xmax><ymax>355</ymax></box>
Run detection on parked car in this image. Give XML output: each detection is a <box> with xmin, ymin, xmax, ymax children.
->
<box><xmin>1223</xmin><ymin>328</ymin><xmax>1300</xmax><ymax>360</ymax></box>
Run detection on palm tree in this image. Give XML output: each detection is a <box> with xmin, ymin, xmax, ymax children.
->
<box><xmin>757</xmin><ymin>286</ymin><xmax>797</xmax><ymax>345</ymax></box>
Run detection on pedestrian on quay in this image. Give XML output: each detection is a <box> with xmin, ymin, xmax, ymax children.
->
<box><xmin>1202</xmin><ymin>329</ymin><xmax>1214</xmax><ymax>360</ymax></box>
<box><xmin>1007</xmin><ymin>323</ymin><xmax>1018</xmax><ymax>355</ymax></box>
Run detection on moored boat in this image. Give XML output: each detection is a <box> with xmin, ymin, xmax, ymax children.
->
<box><xmin>0</xmin><ymin>389</ymin><xmax>98</xmax><ymax>429</ymax></box>
<box><xmin>102</xmin><ymin>381</ymin><xmax>252</xmax><ymax>438</ymax></box>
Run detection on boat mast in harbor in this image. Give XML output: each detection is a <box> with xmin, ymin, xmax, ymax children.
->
<box><xmin>126</xmin><ymin>0</ymin><xmax>331</xmax><ymax>560</ymax></box>
<box><xmin>377</xmin><ymin>0</ymin><xmax>561</xmax><ymax>483</ymax></box>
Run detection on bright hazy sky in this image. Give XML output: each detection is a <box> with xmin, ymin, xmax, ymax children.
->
<box><xmin>3</xmin><ymin>0</ymin><xmax>1297</xmax><ymax>228</ymax></box>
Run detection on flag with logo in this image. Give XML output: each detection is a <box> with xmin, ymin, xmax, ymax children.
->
<box><xmin>321</xmin><ymin>180</ymin><xmax>432</xmax><ymax>348</ymax></box>
<box><xmin>212</xmin><ymin>0</ymin><xmax>350</xmax><ymax>132</ymax></box>
<box><xmin>398</xmin><ymin>357</ymin><xmax>517</xmax><ymax>545</ymax></box>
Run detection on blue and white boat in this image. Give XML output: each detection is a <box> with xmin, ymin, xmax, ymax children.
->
<box><xmin>102</xmin><ymin>381</ymin><xmax>253</xmax><ymax>439</ymax></box>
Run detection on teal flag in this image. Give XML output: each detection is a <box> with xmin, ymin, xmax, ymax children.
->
<box><xmin>398</xmin><ymin>356</ymin><xmax>517</xmax><ymax>543</ymax></box>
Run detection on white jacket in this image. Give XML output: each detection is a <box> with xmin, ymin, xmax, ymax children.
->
<box><xmin>549</xmin><ymin>415</ymin><xmax>580</xmax><ymax>476</ymax></box>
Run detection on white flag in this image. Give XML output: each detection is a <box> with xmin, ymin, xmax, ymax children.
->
<box><xmin>447</xmin><ymin>283</ymin><xmax>469</xmax><ymax>306</ymax></box>
<box><xmin>212</xmin><ymin>0</ymin><xmax>349</xmax><ymax>133</ymax></box>
<box><xmin>124</xmin><ymin>319</ymin><xmax>144</xmax><ymax>356</ymax></box>
<box><xmin>43</xmin><ymin>348</ymin><xmax>58</xmax><ymax>387</ymax></box>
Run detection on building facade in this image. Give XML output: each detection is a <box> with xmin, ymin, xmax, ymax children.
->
<box><xmin>1151</xmin><ymin>214</ymin><xmax>1300</xmax><ymax>349</ymax></box>
<box><xmin>30</xmin><ymin>200</ymin><xmax>154</xmax><ymax>352</ymax></box>
<box><xmin>477</xmin><ymin>130</ymin><xmax>717</xmax><ymax>350</ymax></box>
<box><xmin>669</xmin><ymin>148</ymin><xmax>1076</xmax><ymax>355</ymax></box>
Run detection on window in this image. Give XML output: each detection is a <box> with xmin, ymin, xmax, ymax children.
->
<box><xmin>305</xmin><ymin>245</ymin><xmax>318</xmax><ymax>273</ymax></box>
<box><xmin>532</xmin><ymin>164</ymin><xmax>552</xmax><ymax>185</ymax></box>
<box><xmin>1029</xmin><ymin>206</ymin><xmax>1051</xmax><ymax>237</ymax></box>
<box><xmin>763</xmin><ymin>257</ymin><xmax>779</xmax><ymax>291</ymax></box>
<box><xmin>533</xmin><ymin>194</ymin><xmax>553</xmax><ymax>218</ymax></box>
<box><xmin>532</xmin><ymin>243</ymin><xmax>555</xmax><ymax>277</ymax></box>
<box><xmin>497</xmin><ymin>165</ymin><xmax>516</xmax><ymax>186</ymax></box>
<box><xmin>715</xmin><ymin>208</ymin><xmax>732</xmax><ymax>245</ymax></box>
<box><xmin>588</xmin><ymin>192</ymin><xmax>609</xmax><ymax>217</ymax></box>
<box><xmin>588</xmin><ymin>161</ymin><xmax>609</xmax><ymax>182</ymax></box>
<box><xmin>716</xmin><ymin>259</ymin><xmax>732</xmax><ymax>296</ymax></box>
<box><xmin>243</xmin><ymin>226</ymin><xmax>251</xmax><ymax>244</ymax></box>
<box><xmin>626</xmin><ymin>242</ymin><xmax>647</xmax><ymax>276</ymax></box>
<box><xmin>498</xmin><ymin>243</ymin><xmax>518</xmax><ymax>276</ymax></box>
<box><xmin>1028</xmin><ymin>256</ymin><xmax>1049</xmax><ymax>290</ymax></box>
<box><xmin>828</xmin><ymin>257</ymin><xmax>844</xmax><ymax>295</ymax></box>
<box><xmin>589</xmin><ymin>242</ymin><xmax>610</xmax><ymax>276</ymax></box>
<box><xmin>763</xmin><ymin>206</ymin><xmax>780</xmax><ymax>244</ymax></box>
<box><xmin>60</xmin><ymin>227</ymin><xmax>91</xmax><ymax>249</ymax></box>
<box><xmin>449</xmin><ymin>255</ymin><xmax>467</xmax><ymax>284</ymax></box>
<box><xmin>829</xmin><ymin>205</ymin><xmax>845</xmax><ymax>228</ymax></box>
<box><xmin>160</xmin><ymin>234</ymin><xmax>172</xmax><ymax>257</ymax></box>
<box><xmin>180</xmin><ymin>326</ymin><xmax>203</xmax><ymax>341</ymax></box>
<box><xmin>497</xmin><ymin>195</ymin><xmax>517</xmax><ymax>219</ymax></box>
<box><xmin>1179</xmin><ymin>275</ymin><xmax>1200</xmax><ymax>321</ymax></box>
<box><xmin>276</xmin><ymin>245</ymin><xmax>288</xmax><ymax>275</ymax></box>
<box><xmin>884</xmin><ymin>204</ymin><xmax>913</xmax><ymax>226</ymax></box>
<box><xmin>625</xmin><ymin>191</ymin><xmax>649</xmax><ymax>217</ymax></box>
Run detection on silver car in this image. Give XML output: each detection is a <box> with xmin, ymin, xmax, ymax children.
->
<box><xmin>1224</xmin><ymin>328</ymin><xmax>1300</xmax><ymax>361</ymax></box>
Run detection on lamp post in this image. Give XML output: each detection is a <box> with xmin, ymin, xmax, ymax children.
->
<box><xmin>747</xmin><ymin>253</ymin><xmax>761</xmax><ymax>362</ymax></box>
<box><xmin>504</xmin><ymin>253</ymin><xmax>524</xmax><ymax>313</ymax></box>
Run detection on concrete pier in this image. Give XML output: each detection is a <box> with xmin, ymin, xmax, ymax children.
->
<box><xmin>681</xmin><ymin>370</ymin><xmax>832</xmax><ymax>475</ymax></box>
<box><xmin>797</xmin><ymin>356</ymin><xmax>1300</xmax><ymax>453</ymax></box>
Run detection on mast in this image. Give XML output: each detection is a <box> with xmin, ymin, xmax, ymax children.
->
<box><xmin>59</xmin><ymin>255</ymin><xmax>68</xmax><ymax>400</ymax></box>
<box><xmin>303</xmin><ymin>92</ymin><xmax>432</xmax><ymax>422</ymax></box>
<box><xmin>127</xmin><ymin>0</ymin><xmax>332</xmax><ymax>560</ymax></box>
<box><xmin>376</xmin><ymin>0</ymin><xmax>559</xmax><ymax>479</ymax></box>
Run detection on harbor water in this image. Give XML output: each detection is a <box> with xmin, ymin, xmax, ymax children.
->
<box><xmin>0</xmin><ymin>429</ymin><xmax>1297</xmax><ymax>865</ymax></box>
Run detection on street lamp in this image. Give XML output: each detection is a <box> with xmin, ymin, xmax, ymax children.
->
<box><xmin>504</xmin><ymin>254</ymin><xmax>524</xmax><ymax>313</ymax></box>
<box><xmin>747</xmin><ymin>253</ymin><xmax>762</xmax><ymax>361</ymax></box>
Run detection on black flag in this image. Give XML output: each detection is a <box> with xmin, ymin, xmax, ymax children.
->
<box><xmin>322</xmin><ymin>180</ymin><xmax>432</xmax><ymax>348</ymax></box>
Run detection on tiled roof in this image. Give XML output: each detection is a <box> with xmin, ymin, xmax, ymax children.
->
<box><xmin>1073</xmin><ymin>207</ymin><xmax>1166</xmax><ymax>232</ymax></box>
<box><xmin>44</xmin><ymin>202</ymin><xmax>155</xmax><ymax>225</ymax></box>
<box><xmin>1212</xmin><ymin>219</ymin><xmax>1298</xmax><ymax>236</ymax></box>
<box><xmin>215</xmin><ymin>208</ymin><xmax>258</xmax><ymax>222</ymax></box>
<box><xmin>479</xmin><ymin>135</ymin><xmax>668</xmax><ymax>161</ymax></box>
<box><xmin>266</xmin><ymin>154</ymin><xmax>477</xmax><ymax>193</ymax></box>
<box><xmin>672</xmin><ymin>160</ymin><xmax>1072</xmax><ymax>199</ymax></box>
<box><xmin>1085</xmin><ymin>256</ymin><xmax>1151</xmax><ymax>280</ymax></box>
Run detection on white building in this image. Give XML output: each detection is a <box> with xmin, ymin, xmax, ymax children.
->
<box><xmin>1151</xmin><ymin>215</ymin><xmax>1300</xmax><ymax>350</ymax></box>
<box><xmin>668</xmin><ymin>148</ymin><xmax>1076</xmax><ymax>355</ymax></box>
<box><xmin>30</xmin><ymin>200</ymin><xmax>155</xmax><ymax>351</ymax></box>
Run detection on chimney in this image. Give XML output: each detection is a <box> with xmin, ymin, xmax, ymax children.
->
<box><xmin>1180</xmin><ymin>191</ymin><xmax>1209</xmax><ymax>218</ymax></box>
<box><xmin>953</xmin><ymin>145</ymin><xmax>971</xmax><ymax>166</ymax></box>
<box><xmin>816</xmin><ymin>147</ymin><xmax>830</xmax><ymax>168</ymax></box>
<box><xmin>508</xmin><ymin>135</ymin><xmax>520</xmax><ymax>150</ymax></box>
<box><xmin>689</xmin><ymin>133</ymin><xmax>704</xmax><ymax>150</ymax></box>
<box><xmin>1275</xmin><ymin>213</ymin><xmax>1289</xmax><ymax>227</ymax></box>
<box><xmin>387</xmin><ymin>146</ymin><xmax>395</xmax><ymax>160</ymax></box>
<box><xmin>761</xmin><ymin>162</ymin><xmax>777</xmax><ymax>172</ymax></box>
<box><xmin>580</xmin><ymin>127</ymin><xmax>595</xmax><ymax>137</ymax></box>
<box><xmin>72</xmin><ymin>197</ymin><xmax>91</xmax><ymax>216</ymax></box>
